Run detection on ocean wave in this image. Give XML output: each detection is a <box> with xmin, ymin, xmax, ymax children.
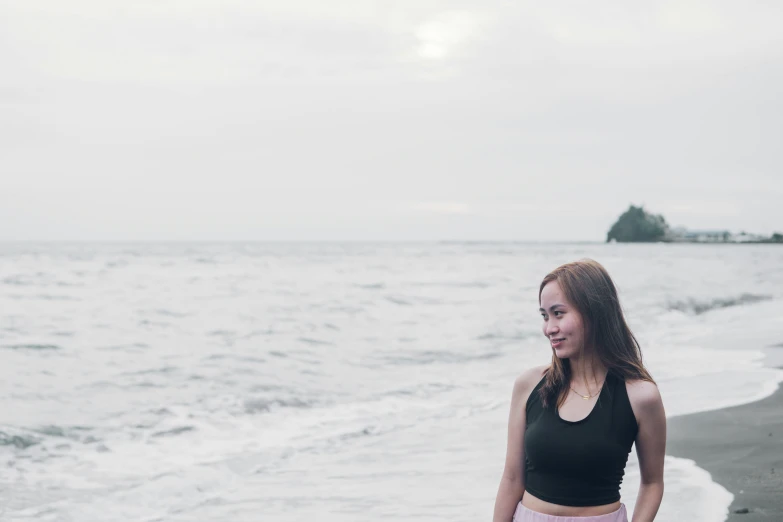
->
<box><xmin>35</xmin><ymin>294</ymin><xmax>79</xmax><ymax>301</ymax></box>
<box><xmin>667</xmin><ymin>294</ymin><xmax>773</xmax><ymax>315</ymax></box>
<box><xmin>207</xmin><ymin>329</ymin><xmax>236</xmax><ymax>337</ymax></box>
<box><xmin>0</xmin><ymin>425</ymin><xmax>96</xmax><ymax>449</ymax></box>
<box><xmin>2</xmin><ymin>275</ymin><xmax>33</xmax><ymax>286</ymax></box>
<box><xmin>408</xmin><ymin>281</ymin><xmax>491</xmax><ymax>289</ymax></box>
<box><xmin>373</xmin><ymin>349</ymin><xmax>502</xmax><ymax>366</ymax></box>
<box><xmin>7</xmin><ymin>294</ymin><xmax>80</xmax><ymax>301</ymax></box>
<box><xmin>154</xmin><ymin>309</ymin><xmax>191</xmax><ymax>318</ymax></box>
<box><xmin>151</xmin><ymin>426</ymin><xmax>196</xmax><ymax>438</ymax></box>
<box><xmin>149</xmin><ymin>407</ymin><xmax>174</xmax><ymax>416</ymax></box>
<box><xmin>137</xmin><ymin>319</ymin><xmax>173</xmax><ymax>329</ymax></box>
<box><xmin>338</xmin><ymin>425</ymin><xmax>379</xmax><ymax>441</ymax></box>
<box><xmin>297</xmin><ymin>337</ymin><xmax>334</xmax><ymax>346</ymax></box>
<box><xmin>204</xmin><ymin>353</ymin><xmax>266</xmax><ymax>364</ymax></box>
<box><xmin>0</xmin><ymin>431</ymin><xmax>40</xmax><ymax>449</ymax></box>
<box><xmin>379</xmin><ymin>382</ymin><xmax>457</xmax><ymax>398</ymax></box>
<box><xmin>96</xmin><ymin>342</ymin><xmax>149</xmax><ymax>351</ymax></box>
<box><xmin>119</xmin><ymin>366</ymin><xmax>179</xmax><ymax>376</ymax></box>
<box><xmin>241</xmin><ymin>328</ymin><xmax>280</xmax><ymax>338</ymax></box>
<box><xmin>1</xmin><ymin>344</ymin><xmax>61</xmax><ymax>351</ymax></box>
<box><xmin>355</xmin><ymin>283</ymin><xmax>385</xmax><ymax>289</ymax></box>
<box><xmin>243</xmin><ymin>397</ymin><xmax>317</xmax><ymax>414</ymax></box>
<box><xmin>385</xmin><ymin>296</ymin><xmax>412</xmax><ymax>306</ymax></box>
<box><xmin>475</xmin><ymin>331</ymin><xmax>535</xmax><ymax>342</ymax></box>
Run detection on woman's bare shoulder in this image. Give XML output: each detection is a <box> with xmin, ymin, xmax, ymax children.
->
<box><xmin>624</xmin><ymin>379</ymin><xmax>661</xmax><ymax>402</ymax></box>
<box><xmin>624</xmin><ymin>379</ymin><xmax>665</xmax><ymax>422</ymax></box>
<box><xmin>512</xmin><ymin>365</ymin><xmax>549</xmax><ymax>399</ymax></box>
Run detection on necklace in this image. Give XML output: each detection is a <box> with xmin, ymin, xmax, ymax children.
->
<box><xmin>569</xmin><ymin>381</ymin><xmax>604</xmax><ymax>400</ymax></box>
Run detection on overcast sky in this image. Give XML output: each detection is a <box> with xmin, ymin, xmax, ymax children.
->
<box><xmin>2</xmin><ymin>1</ymin><xmax>782</xmax><ymax>241</ymax></box>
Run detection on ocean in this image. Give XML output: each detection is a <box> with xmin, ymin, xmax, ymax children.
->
<box><xmin>2</xmin><ymin>242</ymin><xmax>782</xmax><ymax>522</ymax></box>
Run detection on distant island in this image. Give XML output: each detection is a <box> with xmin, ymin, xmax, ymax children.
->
<box><xmin>606</xmin><ymin>205</ymin><xmax>783</xmax><ymax>243</ymax></box>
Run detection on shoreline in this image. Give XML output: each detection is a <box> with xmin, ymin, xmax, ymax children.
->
<box><xmin>666</xmin><ymin>350</ymin><xmax>783</xmax><ymax>521</ymax></box>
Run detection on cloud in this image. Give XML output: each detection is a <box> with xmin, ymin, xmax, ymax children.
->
<box><xmin>657</xmin><ymin>201</ymin><xmax>742</xmax><ymax>218</ymax></box>
<box><xmin>1</xmin><ymin>1</ymin><xmax>782</xmax><ymax>240</ymax></box>
<box><xmin>413</xmin><ymin>11</ymin><xmax>484</xmax><ymax>60</ymax></box>
<box><xmin>408</xmin><ymin>201</ymin><xmax>475</xmax><ymax>215</ymax></box>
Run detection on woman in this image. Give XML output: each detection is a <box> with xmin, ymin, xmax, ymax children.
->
<box><xmin>493</xmin><ymin>259</ymin><xmax>666</xmax><ymax>522</ymax></box>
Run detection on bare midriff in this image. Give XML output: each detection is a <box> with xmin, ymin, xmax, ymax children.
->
<box><xmin>521</xmin><ymin>491</ymin><xmax>622</xmax><ymax>516</ymax></box>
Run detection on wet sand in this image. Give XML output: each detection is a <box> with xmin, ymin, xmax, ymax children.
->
<box><xmin>666</xmin><ymin>357</ymin><xmax>783</xmax><ymax>521</ymax></box>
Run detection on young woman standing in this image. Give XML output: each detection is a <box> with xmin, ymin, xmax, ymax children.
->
<box><xmin>493</xmin><ymin>259</ymin><xmax>666</xmax><ymax>522</ymax></box>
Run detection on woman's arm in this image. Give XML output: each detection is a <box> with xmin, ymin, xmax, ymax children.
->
<box><xmin>493</xmin><ymin>367</ymin><xmax>544</xmax><ymax>522</ymax></box>
<box><xmin>627</xmin><ymin>380</ymin><xmax>667</xmax><ymax>522</ymax></box>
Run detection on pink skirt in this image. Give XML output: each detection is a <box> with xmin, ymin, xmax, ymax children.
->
<box><xmin>513</xmin><ymin>502</ymin><xmax>628</xmax><ymax>522</ymax></box>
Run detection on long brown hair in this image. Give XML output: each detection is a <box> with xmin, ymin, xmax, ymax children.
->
<box><xmin>538</xmin><ymin>258</ymin><xmax>654</xmax><ymax>408</ymax></box>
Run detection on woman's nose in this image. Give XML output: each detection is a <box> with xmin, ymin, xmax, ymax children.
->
<box><xmin>545</xmin><ymin>323</ymin><xmax>559</xmax><ymax>336</ymax></box>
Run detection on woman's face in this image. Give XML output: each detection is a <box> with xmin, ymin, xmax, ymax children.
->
<box><xmin>539</xmin><ymin>280</ymin><xmax>585</xmax><ymax>359</ymax></box>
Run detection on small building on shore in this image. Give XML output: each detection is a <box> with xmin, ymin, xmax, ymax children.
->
<box><xmin>669</xmin><ymin>228</ymin><xmax>731</xmax><ymax>243</ymax></box>
<box><xmin>730</xmin><ymin>231</ymin><xmax>767</xmax><ymax>243</ymax></box>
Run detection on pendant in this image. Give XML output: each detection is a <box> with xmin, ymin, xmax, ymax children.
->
<box><xmin>581</xmin><ymin>395</ymin><xmax>590</xmax><ymax>400</ymax></box>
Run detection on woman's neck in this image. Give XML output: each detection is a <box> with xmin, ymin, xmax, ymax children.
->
<box><xmin>568</xmin><ymin>353</ymin><xmax>608</xmax><ymax>389</ymax></box>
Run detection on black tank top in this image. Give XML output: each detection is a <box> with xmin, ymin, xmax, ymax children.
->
<box><xmin>524</xmin><ymin>370</ymin><xmax>639</xmax><ymax>507</ymax></box>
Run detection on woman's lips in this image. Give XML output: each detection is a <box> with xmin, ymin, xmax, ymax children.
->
<box><xmin>551</xmin><ymin>338</ymin><xmax>565</xmax><ymax>348</ymax></box>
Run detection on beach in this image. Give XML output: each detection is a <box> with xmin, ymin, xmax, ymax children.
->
<box><xmin>666</xmin><ymin>347</ymin><xmax>783</xmax><ymax>521</ymax></box>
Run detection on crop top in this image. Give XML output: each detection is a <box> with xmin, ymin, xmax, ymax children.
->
<box><xmin>523</xmin><ymin>370</ymin><xmax>639</xmax><ymax>507</ymax></box>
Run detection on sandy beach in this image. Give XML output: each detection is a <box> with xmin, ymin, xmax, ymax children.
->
<box><xmin>666</xmin><ymin>350</ymin><xmax>783</xmax><ymax>521</ymax></box>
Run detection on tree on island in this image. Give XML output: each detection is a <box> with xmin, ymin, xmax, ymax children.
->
<box><xmin>606</xmin><ymin>205</ymin><xmax>670</xmax><ymax>243</ymax></box>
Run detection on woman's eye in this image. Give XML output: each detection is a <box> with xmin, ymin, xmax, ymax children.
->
<box><xmin>554</xmin><ymin>311</ymin><xmax>563</xmax><ymax>316</ymax></box>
